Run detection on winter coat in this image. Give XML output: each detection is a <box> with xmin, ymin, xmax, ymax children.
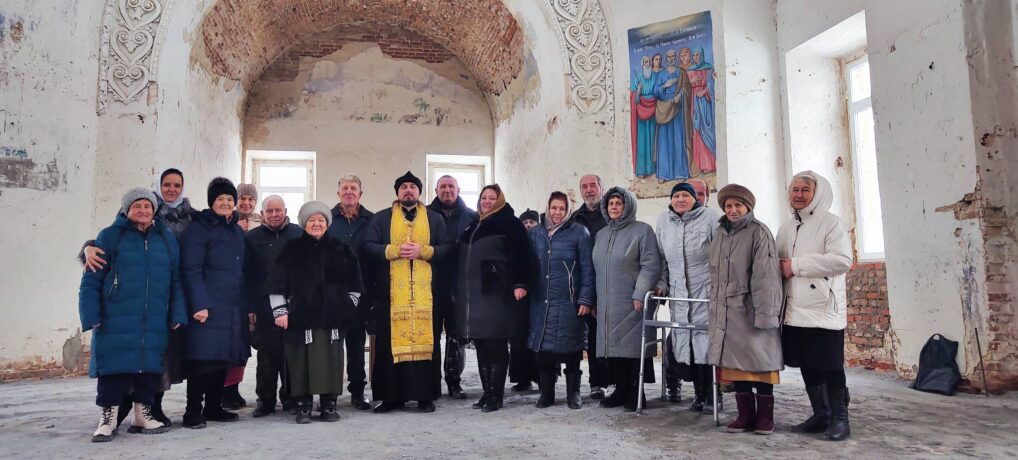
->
<box><xmin>706</xmin><ymin>212</ymin><xmax>783</xmax><ymax>372</ymax></box>
<box><xmin>457</xmin><ymin>203</ymin><xmax>531</xmax><ymax>339</ymax></box>
<box><xmin>776</xmin><ymin>172</ymin><xmax>853</xmax><ymax>330</ymax></box>
<box><xmin>79</xmin><ymin>215</ymin><xmax>188</xmax><ymax>377</ymax></box>
<box><xmin>243</xmin><ymin>220</ymin><xmax>303</xmax><ymax>328</ymax></box>
<box><xmin>655</xmin><ymin>205</ymin><xmax>718</xmax><ymax>365</ymax></box>
<box><xmin>328</xmin><ymin>204</ymin><xmax>377</xmax><ymax>319</ymax></box>
<box><xmin>592</xmin><ymin>187</ymin><xmax>662</xmax><ymax>359</ymax></box>
<box><xmin>181</xmin><ymin>209</ymin><xmax>250</xmax><ymax>364</ymax></box>
<box><xmin>156</xmin><ymin>196</ymin><xmax>198</xmax><ymax>240</ymax></box>
<box><xmin>427</xmin><ymin>195</ymin><xmax>478</xmax><ymax>313</ymax></box>
<box><xmin>571</xmin><ymin>204</ymin><xmax>608</xmax><ymax>242</ymax></box>
<box><xmin>266</xmin><ymin>233</ymin><xmax>363</xmax><ymax>343</ymax></box>
<box><xmin>527</xmin><ymin>221</ymin><xmax>595</xmax><ymax>355</ymax></box>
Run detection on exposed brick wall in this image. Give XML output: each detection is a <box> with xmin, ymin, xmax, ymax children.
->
<box><xmin>976</xmin><ymin>201</ymin><xmax>1017</xmax><ymax>392</ymax></box>
<box><xmin>201</xmin><ymin>0</ymin><xmax>523</xmax><ymax>93</ymax></box>
<box><xmin>260</xmin><ymin>23</ymin><xmax>456</xmax><ymax>82</ymax></box>
<box><xmin>845</xmin><ymin>262</ymin><xmax>895</xmax><ymax>371</ymax></box>
<box><xmin>0</xmin><ymin>351</ymin><xmax>89</xmax><ymax>382</ymax></box>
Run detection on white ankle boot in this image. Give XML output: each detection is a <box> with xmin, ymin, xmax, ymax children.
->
<box><xmin>92</xmin><ymin>406</ymin><xmax>118</xmax><ymax>442</ymax></box>
<box><xmin>128</xmin><ymin>402</ymin><xmax>170</xmax><ymax>434</ymax></box>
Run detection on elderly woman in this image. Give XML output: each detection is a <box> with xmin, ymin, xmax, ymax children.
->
<box><xmin>457</xmin><ymin>184</ymin><xmax>531</xmax><ymax>413</ymax></box>
<box><xmin>220</xmin><ymin>182</ymin><xmax>261</xmax><ymax>410</ymax></box>
<box><xmin>266</xmin><ymin>201</ymin><xmax>362</xmax><ymax>423</ymax></box>
<box><xmin>527</xmin><ymin>192</ymin><xmax>594</xmax><ymax>409</ymax></box>
<box><xmin>655</xmin><ymin>182</ymin><xmax>720</xmax><ymax>413</ymax></box>
<box><xmin>593</xmin><ymin>187</ymin><xmax>662</xmax><ymax>412</ymax></box>
<box><xmin>707</xmin><ymin>184</ymin><xmax>783</xmax><ymax>435</ymax></box>
<box><xmin>180</xmin><ymin>177</ymin><xmax>250</xmax><ymax>429</ymax></box>
<box><xmin>79</xmin><ymin>188</ymin><xmax>187</xmax><ymax>441</ymax></box>
<box><xmin>776</xmin><ymin>171</ymin><xmax>853</xmax><ymax>441</ymax></box>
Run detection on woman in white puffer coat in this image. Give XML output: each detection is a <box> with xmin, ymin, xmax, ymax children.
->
<box><xmin>776</xmin><ymin>170</ymin><xmax>853</xmax><ymax>442</ymax></box>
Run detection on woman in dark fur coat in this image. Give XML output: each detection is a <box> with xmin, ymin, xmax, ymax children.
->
<box><xmin>267</xmin><ymin>201</ymin><xmax>362</xmax><ymax>424</ymax></box>
<box><xmin>456</xmin><ymin>184</ymin><xmax>532</xmax><ymax>413</ymax></box>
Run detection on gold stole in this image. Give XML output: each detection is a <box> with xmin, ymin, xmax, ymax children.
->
<box><xmin>387</xmin><ymin>203</ymin><xmax>435</xmax><ymax>363</ymax></box>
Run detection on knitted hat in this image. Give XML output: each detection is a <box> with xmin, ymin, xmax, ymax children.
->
<box><xmin>207</xmin><ymin>177</ymin><xmax>238</xmax><ymax>208</ymax></box>
<box><xmin>670</xmin><ymin>182</ymin><xmax>698</xmax><ymax>201</ymax></box>
<box><xmin>393</xmin><ymin>170</ymin><xmax>423</xmax><ymax>194</ymax></box>
<box><xmin>717</xmin><ymin>184</ymin><xmax>756</xmax><ymax>211</ymax></box>
<box><xmin>519</xmin><ymin>208</ymin><xmax>540</xmax><ymax>223</ymax></box>
<box><xmin>121</xmin><ymin>187</ymin><xmax>158</xmax><ymax>216</ymax></box>
<box><xmin>298</xmin><ymin>201</ymin><xmax>333</xmax><ymax>228</ymax></box>
<box><xmin>237</xmin><ymin>183</ymin><xmax>258</xmax><ymax>202</ymax></box>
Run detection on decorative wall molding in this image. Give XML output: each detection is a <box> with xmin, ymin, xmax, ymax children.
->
<box><xmin>545</xmin><ymin>0</ymin><xmax>615</xmax><ymax>130</ymax></box>
<box><xmin>97</xmin><ymin>0</ymin><xmax>169</xmax><ymax>114</ymax></box>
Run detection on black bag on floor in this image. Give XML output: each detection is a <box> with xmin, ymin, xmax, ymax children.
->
<box><xmin>911</xmin><ymin>334</ymin><xmax>961</xmax><ymax>395</ymax></box>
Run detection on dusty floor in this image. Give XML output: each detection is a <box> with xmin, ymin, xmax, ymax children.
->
<box><xmin>1</xmin><ymin>349</ymin><xmax>1016</xmax><ymax>459</ymax></box>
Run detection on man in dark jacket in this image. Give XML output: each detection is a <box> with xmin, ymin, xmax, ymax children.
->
<box><xmin>569</xmin><ymin>174</ymin><xmax>610</xmax><ymax>399</ymax></box>
<box><xmin>326</xmin><ymin>174</ymin><xmax>376</xmax><ymax>410</ymax></box>
<box><xmin>426</xmin><ymin>175</ymin><xmax>478</xmax><ymax>399</ymax></box>
<box><xmin>244</xmin><ymin>195</ymin><xmax>303</xmax><ymax>417</ymax></box>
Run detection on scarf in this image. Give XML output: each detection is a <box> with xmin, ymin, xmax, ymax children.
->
<box><xmin>387</xmin><ymin>203</ymin><xmax>435</xmax><ymax>363</ymax></box>
<box><xmin>478</xmin><ymin>190</ymin><xmax>506</xmax><ymax>221</ymax></box>
<box><xmin>544</xmin><ymin>198</ymin><xmax>573</xmax><ymax>237</ymax></box>
<box><xmin>158</xmin><ymin>189</ymin><xmax>184</xmax><ymax>209</ymax></box>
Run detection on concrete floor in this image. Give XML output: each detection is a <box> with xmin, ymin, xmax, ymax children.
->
<box><xmin>1</xmin><ymin>350</ymin><xmax>1016</xmax><ymax>459</ymax></box>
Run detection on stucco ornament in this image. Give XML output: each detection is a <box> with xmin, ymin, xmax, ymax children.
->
<box><xmin>546</xmin><ymin>0</ymin><xmax>615</xmax><ymax>130</ymax></box>
<box><xmin>97</xmin><ymin>0</ymin><xmax>168</xmax><ymax>113</ymax></box>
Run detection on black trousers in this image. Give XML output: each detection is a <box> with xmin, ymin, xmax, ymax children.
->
<box><xmin>509</xmin><ymin>335</ymin><xmax>538</xmax><ymax>385</ymax></box>
<box><xmin>536</xmin><ymin>351</ymin><xmax>582</xmax><ymax>374</ymax></box>
<box><xmin>345</xmin><ymin>320</ymin><xmax>367</xmax><ymax>394</ymax></box>
<box><xmin>254</xmin><ymin>327</ymin><xmax>290</xmax><ymax>405</ymax></box>
<box><xmin>434</xmin><ymin>300</ymin><xmax>464</xmax><ymax>386</ymax></box>
<box><xmin>96</xmin><ymin>373</ymin><xmax>160</xmax><ymax>407</ymax></box>
<box><xmin>584</xmin><ymin>314</ymin><xmax>609</xmax><ymax>387</ymax></box>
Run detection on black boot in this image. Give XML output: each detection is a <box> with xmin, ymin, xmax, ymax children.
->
<box><xmin>689</xmin><ymin>380</ymin><xmax>706</xmax><ymax>412</ymax></box>
<box><xmin>319</xmin><ymin>395</ymin><xmax>340</xmax><ymax>422</ymax></box>
<box><xmin>623</xmin><ymin>378</ymin><xmax>644</xmax><ymax>412</ymax></box>
<box><xmin>221</xmin><ymin>384</ymin><xmax>246</xmax><ymax>410</ymax></box>
<box><xmin>535</xmin><ymin>371</ymin><xmax>557</xmax><ymax>408</ymax></box>
<box><xmin>350</xmin><ymin>391</ymin><xmax>371</xmax><ymax>410</ymax></box>
<box><xmin>701</xmin><ymin>382</ymin><xmax>723</xmax><ymax>414</ymax></box>
<box><xmin>447</xmin><ymin>382</ymin><xmax>467</xmax><ymax>400</ymax></box>
<box><xmin>825</xmin><ymin>387</ymin><xmax>851</xmax><ymax>441</ymax></box>
<box><xmin>182</xmin><ymin>377</ymin><xmax>206</xmax><ymax>429</ymax></box>
<box><xmin>253</xmin><ymin>399</ymin><xmax>276</xmax><ymax>418</ymax></box>
<box><xmin>599</xmin><ymin>383</ymin><xmax>628</xmax><ymax>408</ymax></box>
<box><xmin>792</xmin><ymin>385</ymin><xmax>830</xmax><ymax>433</ymax></box>
<box><xmin>150</xmin><ymin>392</ymin><xmax>171</xmax><ymax>427</ymax></box>
<box><xmin>203</xmin><ymin>378</ymin><xmax>239</xmax><ymax>422</ymax></box>
<box><xmin>295</xmin><ymin>398</ymin><xmax>313</xmax><ymax>424</ymax></box>
<box><xmin>473</xmin><ymin>363</ymin><xmax>491</xmax><ymax>410</ymax></box>
<box><xmin>483</xmin><ymin>363</ymin><xmax>507</xmax><ymax>413</ymax></box>
<box><xmin>666</xmin><ymin>384</ymin><xmax>681</xmax><ymax>403</ymax></box>
<box><xmin>565</xmin><ymin>371</ymin><xmax>582</xmax><ymax>410</ymax></box>
<box><xmin>372</xmin><ymin>401</ymin><xmax>405</xmax><ymax>413</ymax></box>
<box><xmin>115</xmin><ymin>395</ymin><xmax>133</xmax><ymax>429</ymax></box>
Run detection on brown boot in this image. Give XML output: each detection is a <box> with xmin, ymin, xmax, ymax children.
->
<box><xmin>725</xmin><ymin>393</ymin><xmax>756</xmax><ymax>433</ymax></box>
<box><xmin>754</xmin><ymin>394</ymin><xmax>774</xmax><ymax>435</ymax></box>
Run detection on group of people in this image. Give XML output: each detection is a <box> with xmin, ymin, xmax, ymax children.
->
<box><xmin>78</xmin><ymin>167</ymin><xmax>854</xmax><ymax>443</ymax></box>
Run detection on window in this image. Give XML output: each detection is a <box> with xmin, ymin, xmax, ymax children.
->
<box><xmin>846</xmin><ymin>56</ymin><xmax>884</xmax><ymax>260</ymax></box>
<box><xmin>425</xmin><ymin>155</ymin><xmax>491</xmax><ymax>211</ymax></box>
<box><xmin>252</xmin><ymin>158</ymin><xmax>315</xmax><ymax>222</ymax></box>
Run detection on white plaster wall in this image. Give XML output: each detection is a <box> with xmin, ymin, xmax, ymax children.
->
<box><xmin>244</xmin><ymin>44</ymin><xmax>493</xmax><ymax>212</ymax></box>
<box><xmin>0</xmin><ymin>1</ymin><xmax>104</xmax><ymax>366</ymax></box>
<box><xmin>777</xmin><ymin>0</ymin><xmax>979</xmax><ymax>375</ymax></box>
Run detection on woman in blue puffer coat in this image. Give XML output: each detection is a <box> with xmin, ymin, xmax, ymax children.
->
<box><xmin>180</xmin><ymin>177</ymin><xmax>250</xmax><ymax>429</ymax></box>
<box><xmin>79</xmin><ymin>188</ymin><xmax>188</xmax><ymax>442</ymax></box>
<box><xmin>527</xmin><ymin>191</ymin><xmax>595</xmax><ymax>410</ymax></box>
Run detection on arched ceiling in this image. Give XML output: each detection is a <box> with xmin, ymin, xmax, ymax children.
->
<box><xmin>200</xmin><ymin>0</ymin><xmax>524</xmax><ymax>94</ymax></box>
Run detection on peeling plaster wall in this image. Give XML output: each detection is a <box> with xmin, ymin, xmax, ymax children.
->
<box><xmin>778</xmin><ymin>0</ymin><xmax>981</xmax><ymax>377</ymax></box>
<box><xmin>243</xmin><ymin>44</ymin><xmax>493</xmax><ymax>211</ymax></box>
<box><xmin>0</xmin><ymin>1</ymin><xmax>103</xmax><ymax>369</ymax></box>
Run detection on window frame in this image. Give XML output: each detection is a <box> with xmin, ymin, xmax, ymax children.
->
<box><xmin>845</xmin><ymin>55</ymin><xmax>885</xmax><ymax>261</ymax></box>
<box><xmin>251</xmin><ymin>159</ymin><xmax>316</xmax><ymax>222</ymax></box>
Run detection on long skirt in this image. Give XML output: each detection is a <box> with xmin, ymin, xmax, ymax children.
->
<box><xmin>285</xmin><ymin>329</ymin><xmax>344</xmax><ymax>398</ymax></box>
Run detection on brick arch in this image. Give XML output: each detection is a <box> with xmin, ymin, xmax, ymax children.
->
<box><xmin>200</xmin><ymin>0</ymin><xmax>524</xmax><ymax>94</ymax></box>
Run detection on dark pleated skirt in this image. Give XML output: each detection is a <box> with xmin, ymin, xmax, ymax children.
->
<box><xmin>782</xmin><ymin>325</ymin><xmax>845</xmax><ymax>371</ymax></box>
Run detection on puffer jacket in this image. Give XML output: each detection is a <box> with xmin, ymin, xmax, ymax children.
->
<box><xmin>592</xmin><ymin>187</ymin><xmax>662</xmax><ymax>359</ymax></box>
<box><xmin>527</xmin><ymin>221</ymin><xmax>595</xmax><ymax>355</ymax></box>
<box><xmin>181</xmin><ymin>209</ymin><xmax>250</xmax><ymax>364</ymax></box>
<box><xmin>655</xmin><ymin>204</ymin><xmax>718</xmax><ymax>365</ymax></box>
<box><xmin>706</xmin><ymin>212</ymin><xmax>783</xmax><ymax>372</ymax></box>
<box><xmin>776</xmin><ymin>171</ymin><xmax>853</xmax><ymax>330</ymax></box>
<box><xmin>79</xmin><ymin>215</ymin><xmax>187</xmax><ymax>377</ymax></box>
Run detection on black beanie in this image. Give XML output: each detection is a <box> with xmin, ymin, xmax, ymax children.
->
<box><xmin>393</xmin><ymin>171</ymin><xmax>423</xmax><ymax>194</ymax></box>
<box><xmin>520</xmin><ymin>208</ymin><xmax>540</xmax><ymax>223</ymax></box>
<box><xmin>207</xmin><ymin>177</ymin><xmax>238</xmax><ymax>207</ymax></box>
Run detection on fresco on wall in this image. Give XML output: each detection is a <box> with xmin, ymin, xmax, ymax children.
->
<box><xmin>627</xmin><ymin>11</ymin><xmax>716</xmax><ymax>198</ymax></box>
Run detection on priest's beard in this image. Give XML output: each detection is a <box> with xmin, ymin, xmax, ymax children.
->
<box><xmin>400</xmin><ymin>197</ymin><xmax>418</xmax><ymax>208</ymax></box>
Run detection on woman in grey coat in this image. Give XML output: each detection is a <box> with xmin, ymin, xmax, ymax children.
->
<box><xmin>592</xmin><ymin>187</ymin><xmax>662</xmax><ymax>412</ymax></box>
<box><xmin>708</xmin><ymin>184</ymin><xmax>783</xmax><ymax>435</ymax></box>
<box><xmin>655</xmin><ymin>182</ymin><xmax>720</xmax><ymax>413</ymax></box>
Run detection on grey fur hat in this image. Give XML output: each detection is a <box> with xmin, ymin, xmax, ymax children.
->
<box><xmin>121</xmin><ymin>187</ymin><xmax>158</xmax><ymax>216</ymax></box>
<box><xmin>298</xmin><ymin>201</ymin><xmax>332</xmax><ymax>228</ymax></box>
